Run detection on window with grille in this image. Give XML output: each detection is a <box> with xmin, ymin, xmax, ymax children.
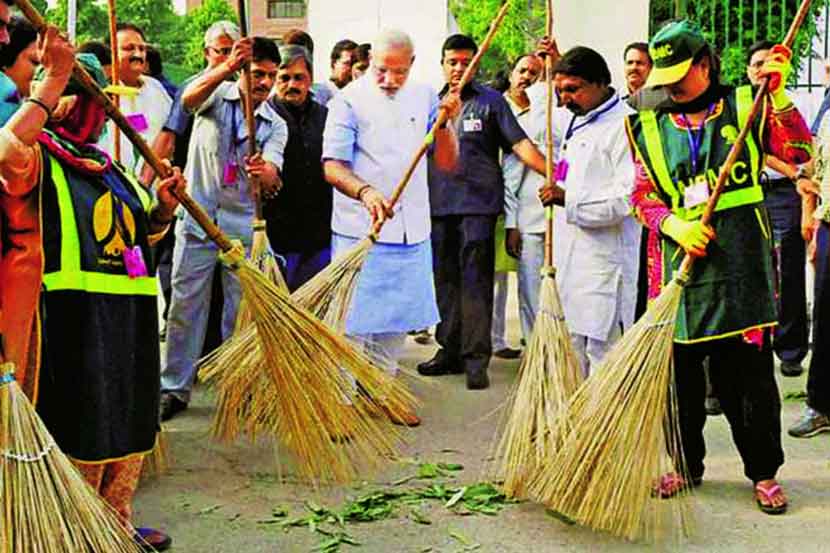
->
<box><xmin>267</xmin><ymin>0</ymin><xmax>306</xmax><ymax>18</ymax></box>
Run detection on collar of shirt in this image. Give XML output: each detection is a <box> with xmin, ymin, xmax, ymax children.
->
<box><xmin>220</xmin><ymin>84</ymin><xmax>280</xmax><ymax>124</ymax></box>
<box><xmin>565</xmin><ymin>89</ymin><xmax>622</xmax><ymax>138</ymax></box>
<box><xmin>503</xmin><ymin>92</ymin><xmax>531</xmax><ymax>118</ymax></box>
<box><xmin>439</xmin><ymin>80</ymin><xmax>483</xmax><ymax>99</ymax></box>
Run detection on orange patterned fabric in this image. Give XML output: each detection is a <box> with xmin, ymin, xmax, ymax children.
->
<box><xmin>73</xmin><ymin>455</ymin><xmax>144</xmax><ymax>528</ymax></box>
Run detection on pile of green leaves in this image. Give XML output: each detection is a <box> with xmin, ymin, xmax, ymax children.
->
<box><xmin>258</xmin><ymin>463</ymin><xmax>516</xmax><ymax>552</ymax></box>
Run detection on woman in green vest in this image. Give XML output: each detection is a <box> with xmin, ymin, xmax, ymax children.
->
<box><xmin>626</xmin><ymin>20</ymin><xmax>812</xmax><ymax>515</ymax></box>
<box><xmin>0</xmin><ymin>31</ymin><xmax>184</xmax><ymax>550</ymax></box>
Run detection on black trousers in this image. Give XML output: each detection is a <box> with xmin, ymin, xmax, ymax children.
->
<box><xmin>431</xmin><ymin>214</ymin><xmax>497</xmax><ymax>372</ymax></box>
<box><xmin>766</xmin><ymin>184</ymin><xmax>809</xmax><ymax>364</ymax></box>
<box><xmin>808</xmin><ymin>222</ymin><xmax>830</xmax><ymax>414</ymax></box>
<box><xmin>674</xmin><ymin>335</ymin><xmax>784</xmax><ymax>483</ymax></box>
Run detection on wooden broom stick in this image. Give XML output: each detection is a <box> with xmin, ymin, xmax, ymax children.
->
<box><xmin>106</xmin><ymin>0</ymin><xmax>121</xmax><ymax>162</ymax></box>
<box><xmin>378</xmin><ymin>0</ymin><xmax>512</xmax><ymax>232</ymax></box>
<box><xmin>677</xmin><ymin>0</ymin><xmax>812</xmax><ymax>277</ymax></box>
<box><xmin>14</xmin><ymin>0</ymin><xmax>237</xmax><ymax>253</ymax></box>
<box><xmin>543</xmin><ymin>0</ymin><xmax>554</xmax><ymax>267</ymax></box>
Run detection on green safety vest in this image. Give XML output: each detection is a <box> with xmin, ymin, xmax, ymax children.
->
<box><xmin>41</xmin><ymin>152</ymin><xmax>157</xmax><ymax>296</ymax></box>
<box><xmin>626</xmin><ymin>86</ymin><xmax>777</xmax><ymax>343</ymax></box>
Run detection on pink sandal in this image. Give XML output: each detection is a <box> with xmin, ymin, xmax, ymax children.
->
<box><xmin>755</xmin><ymin>481</ymin><xmax>787</xmax><ymax>515</ymax></box>
<box><xmin>653</xmin><ymin>473</ymin><xmax>701</xmax><ymax>499</ymax></box>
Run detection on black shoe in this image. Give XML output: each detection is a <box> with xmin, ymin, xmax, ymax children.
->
<box><xmin>160</xmin><ymin>393</ymin><xmax>187</xmax><ymax>422</ymax></box>
<box><xmin>493</xmin><ymin>347</ymin><xmax>522</xmax><ymax>359</ymax></box>
<box><xmin>780</xmin><ymin>361</ymin><xmax>804</xmax><ymax>377</ymax></box>
<box><xmin>466</xmin><ymin>368</ymin><xmax>490</xmax><ymax>390</ymax></box>
<box><xmin>417</xmin><ymin>352</ymin><xmax>461</xmax><ymax>376</ymax></box>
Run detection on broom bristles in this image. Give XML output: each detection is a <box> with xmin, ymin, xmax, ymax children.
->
<box><xmin>140</xmin><ymin>425</ymin><xmax>171</xmax><ymax>480</ymax></box>
<box><xmin>0</xmin><ymin>365</ymin><xmax>146</xmax><ymax>552</ymax></box>
<box><xmin>200</xmin><ymin>256</ymin><xmax>417</xmax><ymax>484</ymax></box>
<box><xmin>495</xmin><ymin>272</ymin><xmax>583</xmax><ymax>498</ymax></box>
<box><xmin>234</xmin><ymin>228</ymin><xmax>289</xmax><ymax>332</ymax></box>
<box><xmin>528</xmin><ymin>278</ymin><xmax>695</xmax><ymax>542</ymax></box>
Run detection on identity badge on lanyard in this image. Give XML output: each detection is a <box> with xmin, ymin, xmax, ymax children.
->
<box><xmin>681</xmin><ymin>103</ymin><xmax>715</xmax><ymax>208</ymax></box>
<box><xmin>556</xmin><ymin>97</ymin><xmax>620</xmax><ymax>185</ymax></box>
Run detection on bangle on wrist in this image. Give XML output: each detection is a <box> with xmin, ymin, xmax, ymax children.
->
<box><xmin>356</xmin><ymin>184</ymin><xmax>372</xmax><ymax>201</ymax></box>
<box><xmin>24</xmin><ymin>97</ymin><xmax>53</xmax><ymax>119</ymax></box>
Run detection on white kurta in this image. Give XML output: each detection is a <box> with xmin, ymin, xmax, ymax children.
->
<box><xmin>542</xmin><ymin>92</ymin><xmax>640</xmax><ymax>341</ymax></box>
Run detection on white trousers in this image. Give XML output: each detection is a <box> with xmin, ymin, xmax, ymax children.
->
<box><xmin>491</xmin><ymin>272</ymin><xmax>510</xmax><ymax>351</ymax></box>
<box><xmin>570</xmin><ymin>324</ymin><xmax>622</xmax><ymax>378</ymax></box>
<box><xmin>516</xmin><ymin>232</ymin><xmax>545</xmax><ymax>342</ymax></box>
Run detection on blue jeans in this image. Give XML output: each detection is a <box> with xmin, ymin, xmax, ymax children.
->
<box><xmin>160</xmin><ymin>228</ymin><xmax>249</xmax><ymax>402</ymax></box>
<box><xmin>808</xmin><ymin>222</ymin><xmax>830</xmax><ymax>414</ymax></box>
<box><xmin>765</xmin><ymin>184</ymin><xmax>809</xmax><ymax>364</ymax></box>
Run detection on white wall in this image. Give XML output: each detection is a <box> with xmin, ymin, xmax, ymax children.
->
<box><xmin>308</xmin><ymin>0</ymin><xmax>456</xmax><ymax>90</ymax></box>
<box><xmin>551</xmin><ymin>0</ymin><xmax>650</xmax><ymax>93</ymax></box>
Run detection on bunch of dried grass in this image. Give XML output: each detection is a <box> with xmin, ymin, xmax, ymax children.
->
<box><xmin>528</xmin><ymin>277</ymin><xmax>695</xmax><ymax>541</ymax></box>
<box><xmin>140</xmin><ymin>425</ymin><xmax>171</xmax><ymax>481</ymax></box>
<box><xmin>234</xmin><ymin>221</ymin><xmax>288</xmax><ymax>331</ymax></box>
<box><xmin>0</xmin><ymin>364</ymin><xmax>146</xmax><ymax>552</ymax></box>
<box><xmin>201</xmin><ymin>259</ymin><xmax>417</xmax><ymax>484</ymax></box>
<box><xmin>495</xmin><ymin>269</ymin><xmax>582</xmax><ymax>498</ymax></box>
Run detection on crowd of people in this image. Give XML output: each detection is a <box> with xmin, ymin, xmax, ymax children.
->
<box><xmin>1</xmin><ymin>0</ymin><xmax>829</xmax><ymax>547</ymax></box>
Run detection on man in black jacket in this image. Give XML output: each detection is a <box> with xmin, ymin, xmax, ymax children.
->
<box><xmin>267</xmin><ymin>44</ymin><xmax>331</xmax><ymax>290</ymax></box>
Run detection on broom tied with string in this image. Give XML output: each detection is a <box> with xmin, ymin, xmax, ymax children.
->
<box><xmin>14</xmin><ymin>0</ymin><xmax>416</xmax><ymax>486</ymax></box>
<box><xmin>200</xmin><ymin>0</ymin><xmax>514</xmax><ymax>469</ymax></box>
<box><xmin>0</xmin><ymin>362</ymin><xmax>149</xmax><ymax>552</ymax></box>
<box><xmin>529</xmin><ymin>0</ymin><xmax>813</xmax><ymax>541</ymax></box>
<box><xmin>494</xmin><ymin>1</ymin><xmax>583</xmax><ymax>500</ymax></box>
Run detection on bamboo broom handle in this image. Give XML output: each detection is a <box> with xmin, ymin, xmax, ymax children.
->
<box><xmin>235</xmin><ymin>0</ymin><xmax>264</xmax><ymax>221</ymax></box>
<box><xmin>106</xmin><ymin>0</ymin><xmax>121</xmax><ymax>162</ymax></box>
<box><xmin>543</xmin><ymin>0</ymin><xmax>554</xmax><ymax>267</ymax></box>
<box><xmin>677</xmin><ymin>0</ymin><xmax>812</xmax><ymax>277</ymax></box>
<box><xmin>15</xmin><ymin>0</ymin><xmax>238</xmax><ymax>253</ymax></box>
<box><xmin>381</xmin><ymin>0</ymin><xmax>512</xmax><ymax>224</ymax></box>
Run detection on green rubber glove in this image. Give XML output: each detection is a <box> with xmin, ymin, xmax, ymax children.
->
<box><xmin>660</xmin><ymin>215</ymin><xmax>716</xmax><ymax>257</ymax></box>
<box><xmin>761</xmin><ymin>44</ymin><xmax>793</xmax><ymax>111</ymax></box>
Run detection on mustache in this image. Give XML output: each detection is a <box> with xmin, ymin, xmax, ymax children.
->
<box><xmin>253</xmin><ymin>86</ymin><xmax>270</xmax><ymax>94</ymax></box>
<box><xmin>129</xmin><ymin>56</ymin><xmax>144</xmax><ymax>63</ymax></box>
<box><xmin>286</xmin><ymin>88</ymin><xmax>303</xmax><ymax>95</ymax></box>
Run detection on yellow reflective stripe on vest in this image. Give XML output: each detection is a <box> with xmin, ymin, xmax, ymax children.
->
<box><xmin>640</xmin><ymin>110</ymin><xmax>682</xmax><ymax>211</ymax></box>
<box><xmin>639</xmin><ymin>89</ymin><xmax>764</xmax><ymax>221</ymax></box>
<box><xmin>41</xmin><ymin>156</ymin><xmax>157</xmax><ymax>296</ymax></box>
<box><xmin>736</xmin><ymin>85</ymin><xmax>761</xmax><ymax>189</ymax></box>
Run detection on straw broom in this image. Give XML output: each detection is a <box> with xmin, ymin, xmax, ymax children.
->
<box><xmin>13</xmin><ymin>0</ymin><xmax>414</xmax><ymax>485</ymax></box>
<box><xmin>0</xmin><ymin>363</ymin><xmax>147</xmax><ymax>552</ymax></box>
<box><xmin>200</xmin><ymin>1</ymin><xmax>514</xmax><ymax>461</ymax></box>
<box><xmin>528</xmin><ymin>0</ymin><xmax>813</xmax><ymax>540</ymax></box>
<box><xmin>494</xmin><ymin>1</ymin><xmax>583</xmax><ymax>499</ymax></box>
<box><xmin>234</xmin><ymin>0</ymin><xmax>288</xmax><ymax>333</ymax></box>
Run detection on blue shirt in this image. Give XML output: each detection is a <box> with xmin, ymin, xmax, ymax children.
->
<box><xmin>323</xmin><ymin>76</ymin><xmax>438</xmax><ymax>245</ymax></box>
<box><xmin>181</xmin><ymin>81</ymin><xmax>288</xmax><ymax>243</ymax></box>
<box><xmin>428</xmin><ymin>81</ymin><xmax>528</xmax><ymax>216</ymax></box>
<box><xmin>0</xmin><ymin>72</ymin><xmax>20</xmax><ymax>126</ymax></box>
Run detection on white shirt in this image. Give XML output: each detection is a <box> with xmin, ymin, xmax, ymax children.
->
<box><xmin>503</xmin><ymin>90</ymin><xmax>547</xmax><ymax>234</ymax></box>
<box><xmin>99</xmin><ymin>75</ymin><xmax>173</xmax><ymax>174</ymax></box>
<box><xmin>536</xmin><ymin>91</ymin><xmax>640</xmax><ymax>340</ymax></box>
<box><xmin>323</xmin><ymin>76</ymin><xmax>439</xmax><ymax>245</ymax></box>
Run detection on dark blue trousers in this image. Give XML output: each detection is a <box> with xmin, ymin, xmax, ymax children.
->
<box><xmin>765</xmin><ymin>183</ymin><xmax>809</xmax><ymax>364</ymax></box>
<box><xmin>277</xmin><ymin>246</ymin><xmax>332</xmax><ymax>293</ymax></box>
<box><xmin>808</xmin><ymin>222</ymin><xmax>830</xmax><ymax>414</ymax></box>
<box><xmin>431</xmin><ymin>214</ymin><xmax>497</xmax><ymax>372</ymax></box>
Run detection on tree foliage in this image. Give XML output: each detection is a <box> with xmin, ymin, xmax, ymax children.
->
<box><xmin>182</xmin><ymin>0</ymin><xmax>238</xmax><ymax>72</ymax></box>
<box><xmin>449</xmin><ymin>0</ymin><xmax>546</xmax><ymax>81</ymax></box>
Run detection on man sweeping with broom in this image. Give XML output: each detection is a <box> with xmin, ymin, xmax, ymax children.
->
<box><xmin>0</xmin><ymin>29</ymin><xmax>182</xmax><ymax>548</ymax></box>
<box><xmin>626</xmin><ymin>20</ymin><xmax>812</xmax><ymax>514</ymax></box>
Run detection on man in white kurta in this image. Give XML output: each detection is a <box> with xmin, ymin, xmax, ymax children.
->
<box><xmin>536</xmin><ymin>45</ymin><xmax>640</xmax><ymax>375</ymax></box>
<box><xmin>98</xmin><ymin>24</ymin><xmax>172</xmax><ymax>174</ymax></box>
<box><xmin>322</xmin><ymin>30</ymin><xmax>460</xmax><ymax>426</ymax></box>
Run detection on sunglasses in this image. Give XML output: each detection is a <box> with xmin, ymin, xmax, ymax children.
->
<box><xmin>209</xmin><ymin>46</ymin><xmax>233</xmax><ymax>56</ymax></box>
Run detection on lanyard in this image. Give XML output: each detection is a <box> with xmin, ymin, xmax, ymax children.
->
<box><xmin>680</xmin><ymin>103</ymin><xmax>715</xmax><ymax>175</ymax></box>
<box><xmin>563</xmin><ymin>96</ymin><xmax>620</xmax><ymax>148</ymax></box>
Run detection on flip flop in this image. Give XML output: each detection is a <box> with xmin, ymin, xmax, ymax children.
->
<box><xmin>755</xmin><ymin>482</ymin><xmax>787</xmax><ymax>515</ymax></box>
<box><xmin>135</xmin><ymin>527</ymin><xmax>172</xmax><ymax>551</ymax></box>
<box><xmin>652</xmin><ymin>473</ymin><xmax>703</xmax><ymax>499</ymax></box>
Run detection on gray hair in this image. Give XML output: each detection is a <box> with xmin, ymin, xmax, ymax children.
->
<box><xmin>204</xmin><ymin>20</ymin><xmax>240</xmax><ymax>47</ymax></box>
<box><xmin>279</xmin><ymin>44</ymin><xmax>313</xmax><ymax>76</ymax></box>
<box><xmin>372</xmin><ymin>29</ymin><xmax>414</xmax><ymax>56</ymax></box>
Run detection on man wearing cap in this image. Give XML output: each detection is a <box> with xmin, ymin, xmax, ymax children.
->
<box><xmin>626</xmin><ymin>20</ymin><xmax>812</xmax><ymax>514</ymax></box>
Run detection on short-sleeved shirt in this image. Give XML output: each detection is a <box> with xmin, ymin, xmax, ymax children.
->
<box><xmin>181</xmin><ymin>81</ymin><xmax>288</xmax><ymax>243</ymax></box>
<box><xmin>323</xmin><ymin>76</ymin><xmax>439</xmax><ymax>245</ymax></box>
<box><xmin>163</xmin><ymin>73</ymin><xmax>200</xmax><ymax>171</ymax></box>
<box><xmin>428</xmin><ymin>81</ymin><xmax>528</xmax><ymax>216</ymax></box>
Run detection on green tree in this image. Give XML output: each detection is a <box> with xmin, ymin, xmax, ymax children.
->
<box><xmin>115</xmin><ymin>0</ymin><xmax>186</xmax><ymax>70</ymax></box>
<box><xmin>182</xmin><ymin>0</ymin><xmax>238</xmax><ymax>73</ymax></box>
<box><xmin>650</xmin><ymin>0</ymin><xmax>828</xmax><ymax>86</ymax></box>
<box><xmin>47</xmin><ymin>0</ymin><xmax>109</xmax><ymax>46</ymax></box>
<box><xmin>449</xmin><ymin>0</ymin><xmax>546</xmax><ymax>81</ymax></box>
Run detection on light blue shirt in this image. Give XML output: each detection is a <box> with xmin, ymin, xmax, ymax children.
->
<box><xmin>181</xmin><ymin>81</ymin><xmax>287</xmax><ymax>243</ymax></box>
<box><xmin>323</xmin><ymin>76</ymin><xmax>438</xmax><ymax>245</ymax></box>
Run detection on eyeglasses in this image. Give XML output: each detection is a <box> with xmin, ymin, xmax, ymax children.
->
<box><xmin>209</xmin><ymin>46</ymin><xmax>233</xmax><ymax>56</ymax></box>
